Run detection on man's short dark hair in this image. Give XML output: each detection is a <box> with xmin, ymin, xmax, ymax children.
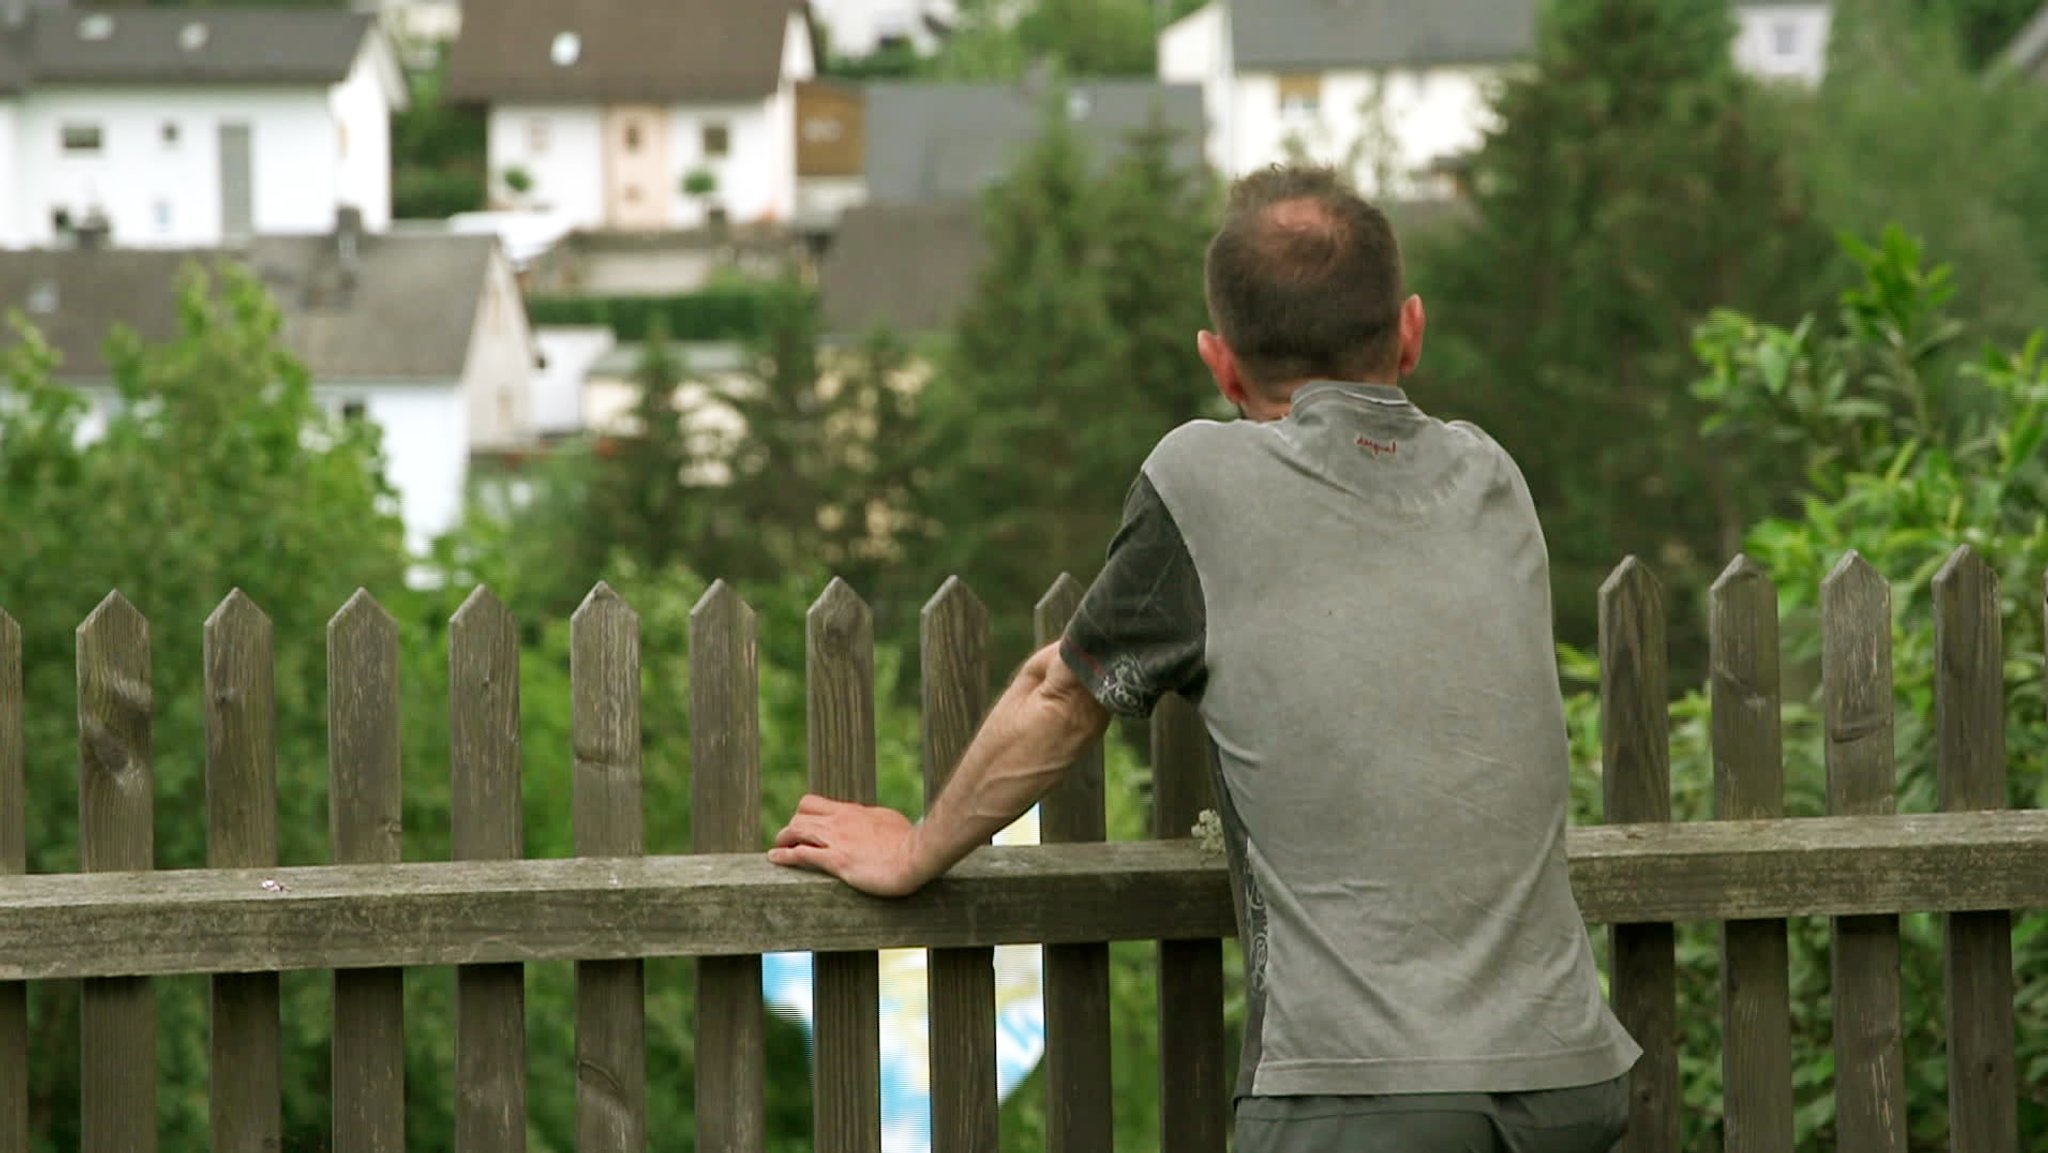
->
<box><xmin>1204</xmin><ymin>165</ymin><xmax>1406</xmax><ymax>389</ymax></box>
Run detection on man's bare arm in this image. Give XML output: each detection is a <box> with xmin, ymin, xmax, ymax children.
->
<box><xmin>770</xmin><ymin>641</ymin><xmax>1112</xmax><ymax>896</ymax></box>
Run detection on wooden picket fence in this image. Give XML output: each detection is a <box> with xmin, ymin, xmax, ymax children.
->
<box><xmin>0</xmin><ymin>550</ymin><xmax>2043</xmax><ymax>1153</ymax></box>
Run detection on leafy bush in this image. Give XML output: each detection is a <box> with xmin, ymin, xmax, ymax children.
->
<box><xmin>1562</xmin><ymin>230</ymin><xmax>2047</xmax><ymax>1149</ymax></box>
<box><xmin>526</xmin><ymin>286</ymin><xmax>783</xmax><ymax>344</ymax></box>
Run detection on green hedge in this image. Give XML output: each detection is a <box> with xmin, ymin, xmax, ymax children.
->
<box><xmin>526</xmin><ymin>287</ymin><xmax>775</xmax><ymax>343</ymax></box>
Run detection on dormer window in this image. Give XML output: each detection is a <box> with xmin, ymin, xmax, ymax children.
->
<box><xmin>27</xmin><ymin>282</ymin><xmax>57</xmax><ymax>315</ymax></box>
<box><xmin>550</xmin><ymin>31</ymin><xmax>581</xmax><ymax>67</ymax></box>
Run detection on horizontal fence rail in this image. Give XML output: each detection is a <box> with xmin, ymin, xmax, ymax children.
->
<box><xmin>0</xmin><ymin>547</ymin><xmax>2042</xmax><ymax>1153</ymax></box>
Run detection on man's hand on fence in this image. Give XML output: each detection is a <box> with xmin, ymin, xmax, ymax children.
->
<box><xmin>770</xmin><ymin>794</ymin><xmax>928</xmax><ymax>897</ymax></box>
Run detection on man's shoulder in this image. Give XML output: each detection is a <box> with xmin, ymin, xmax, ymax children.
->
<box><xmin>1143</xmin><ymin>417</ymin><xmax>1260</xmax><ymax>480</ymax></box>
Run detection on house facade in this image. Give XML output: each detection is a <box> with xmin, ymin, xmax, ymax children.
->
<box><xmin>807</xmin><ymin>0</ymin><xmax>955</xmax><ymax>60</ymax></box>
<box><xmin>0</xmin><ymin>6</ymin><xmax>404</xmax><ymax>249</ymax></box>
<box><xmin>1162</xmin><ymin>0</ymin><xmax>1832</xmax><ymax>197</ymax></box>
<box><xmin>0</xmin><ymin>223</ymin><xmax>534</xmax><ymax>557</ymax></box>
<box><xmin>448</xmin><ymin>0</ymin><xmax>814</xmax><ymax>232</ymax></box>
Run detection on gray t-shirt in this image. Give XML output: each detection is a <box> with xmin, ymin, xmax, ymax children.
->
<box><xmin>1061</xmin><ymin>381</ymin><xmax>1641</xmax><ymax>1099</ymax></box>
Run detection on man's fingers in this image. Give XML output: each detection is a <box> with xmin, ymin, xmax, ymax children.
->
<box><xmin>768</xmin><ymin>843</ymin><xmax>839</xmax><ymax>875</ymax></box>
<box><xmin>796</xmin><ymin>793</ymin><xmax>843</xmax><ymax>816</ymax></box>
<box><xmin>774</xmin><ymin>814</ymin><xmax>831</xmax><ymax>849</ymax></box>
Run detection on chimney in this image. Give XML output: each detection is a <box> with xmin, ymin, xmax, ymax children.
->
<box><xmin>73</xmin><ymin>210</ymin><xmax>110</xmax><ymax>251</ymax></box>
<box><xmin>335</xmin><ymin>204</ymin><xmax>363</xmax><ymax>288</ymax></box>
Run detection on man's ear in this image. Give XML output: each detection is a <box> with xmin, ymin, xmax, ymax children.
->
<box><xmin>1397</xmin><ymin>295</ymin><xmax>1427</xmax><ymax>377</ymax></box>
<box><xmin>1199</xmin><ymin>330</ymin><xmax>1250</xmax><ymax>409</ymax></box>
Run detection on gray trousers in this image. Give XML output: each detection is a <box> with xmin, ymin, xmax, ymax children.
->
<box><xmin>1234</xmin><ymin>1074</ymin><xmax>1630</xmax><ymax>1153</ymax></box>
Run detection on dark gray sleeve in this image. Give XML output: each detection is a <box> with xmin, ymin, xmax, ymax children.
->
<box><xmin>1059</xmin><ymin>473</ymin><xmax>1208</xmax><ymax>718</ymax></box>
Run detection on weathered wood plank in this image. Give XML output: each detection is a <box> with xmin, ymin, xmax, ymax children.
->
<box><xmin>1821</xmin><ymin>555</ymin><xmax>1906</xmax><ymax>1153</ymax></box>
<box><xmin>1709</xmin><ymin>559</ymin><xmax>1793</xmax><ymax>1153</ymax></box>
<box><xmin>1033</xmin><ymin>576</ymin><xmax>1114</xmax><ymax>1153</ymax></box>
<box><xmin>808</xmin><ymin>578</ymin><xmax>882</xmax><ymax>1153</ymax></box>
<box><xmin>1598</xmin><ymin>560</ymin><xmax>1678</xmax><ymax>1153</ymax></box>
<box><xmin>78</xmin><ymin>592</ymin><xmax>156</xmax><ymax>1153</ymax></box>
<box><xmin>3</xmin><ymin>811</ymin><xmax>2047</xmax><ymax>979</ymax></box>
<box><xmin>572</xmin><ymin>584</ymin><xmax>646</xmax><ymax>1153</ymax></box>
<box><xmin>1933</xmin><ymin>549</ymin><xmax>2017</xmax><ymax>1153</ymax></box>
<box><xmin>0</xmin><ymin>608</ymin><xmax>25</xmax><ymax>1153</ymax></box>
<box><xmin>922</xmin><ymin>579</ymin><xmax>998</xmax><ymax>1153</ymax></box>
<box><xmin>450</xmin><ymin>588</ymin><xmax>526</xmax><ymax>1153</ymax></box>
<box><xmin>204</xmin><ymin>592</ymin><xmax>281</xmax><ymax>1153</ymax></box>
<box><xmin>690</xmin><ymin>581</ymin><xmax>765</xmax><ymax>1153</ymax></box>
<box><xmin>1153</xmin><ymin>692</ymin><xmax>1227</xmax><ymax>1153</ymax></box>
<box><xmin>328</xmin><ymin>590</ymin><xmax>405</xmax><ymax>1153</ymax></box>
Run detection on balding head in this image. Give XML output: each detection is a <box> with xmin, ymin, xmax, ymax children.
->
<box><xmin>1202</xmin><ymin>166</ymin><xmax>1410</xmax><ymax>397</ymax></box>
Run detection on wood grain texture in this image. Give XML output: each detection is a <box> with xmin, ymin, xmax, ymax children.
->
<box><xmin>1932</xmin><ymin>549</ymin><xmax>2017</xmax><ymax>1153</ymax></box>
<box><xmin>4</xmin><ymin>813</ymin><xmax>2048</xmax><ymax>980</ymax></box>
<box><xmin>808</xmin><ymin>579</ymin><xmax>881</xmax><ymax>1153</ymax></box>
<box><xmin>0</xmin><ymin>609</ymin><xmax>23</xmax><ymax>1153</ymax></box>
<box><xmin>1821</xmin><ymin>555</ymin><xmax>1906</xmax><ymax>1153</ymax></box>
<box><xmin>1709</xmin><ymin>559</ymin><xmax>1792</xmax><ymax>1153</ymax></box>
<box><xmin>204</xmin><ymin>592</ymin><xmax>281</xmax><ymax>1153</ymax></box>
<box><xmin>571</xmin><ymin>584</ymin><xmax>647</xmax><ymax>1153</ymax></box>
<box><xmin>450</xmin><ymin>588</ymin><xmax>527</xmax><ymax>1153</ymax></box>
<box><xmin>922</xmin><ymin>579</ymin><xmax>998</xmax><ymax>1153</ymax></box>
<box><xmin>1033</xmin><ymin>576</ymin><xmax>1114</xmax><ymax>1153</ymax></box>
<box><xmin>690</xmin><ymin>581</ymin><xmax>765</xmax><ymax>1153</ymax></box>
<box><xmin>77</xmin><ymin>592</ymin><xmax>156</xmax><ymax>1153</ymax></box>
<box><xmin>1598</xmin><ymin>560</ymin><xmax>1678</xmax><ymax>1153</ymax></box>
<box><xmin>327</xmin><ymin>591</ymin><xmax>404</xmax><ymax>1153</ymax></box>
<box><xmin>1152</xmin><ymin>693</ymin><xmax>1227</xmax><ymax>1153</ymax></box>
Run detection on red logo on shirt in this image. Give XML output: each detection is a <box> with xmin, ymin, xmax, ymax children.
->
<box><xmin>1356</xmin><ymin>435</ymin><xmax>1399</xmax><ymax>458</ymax></box>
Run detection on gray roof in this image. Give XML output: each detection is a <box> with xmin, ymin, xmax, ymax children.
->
<box><xmin>863</xmin><ymin>80</ymin><xmax>1206</xmax><ymax>204</ymax></box>
<box><xmin>2006</xmin><ymin>3</ymin><xmax>2048</xmax><ymax>79</ymax></box>
<box><xmin>447</xmin><ymin>0</ymin><xmax>801</xmax><ymax>104</ymax></box>
<box><xmin>0</xmin><ymin>233</ymin><xmax>498</xmax><ymax>382</ymax></box>
<box><xmin>1230</xmin><ymin>0</ymin><xmax>1538</xmax><ymax>72</ymax></box>
<box><xmin>818</xmin><ymin>201</ymin><xmax>985</xmax><ymax>335</ymax></box>
<box><xmin>20</xmin><ymin>6</ymin><xmax>372</xmax><ymax>86</ymax></box>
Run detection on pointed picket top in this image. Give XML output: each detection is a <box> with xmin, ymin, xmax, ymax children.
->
<box><xmin>328</xmin><ymin>587</ymin><xmax>395</xmax><ymax>641</ymax></box>
<box><xmin>205</xmin><ymin>588</ymin><xmax>272</xmax><ymax>637</ymax></box>
<box><xmin>1710</xmin><ymin>553</ymin><xmax>1773</xmax><ymax>596</ymax></box>
<box><xmin>689</xmin><ymin>578</ymin><xmax>755</xmax><ymax>632</ymax></box>
<box><xmin>921</xmin><ymin>575</ymin><xmax>988</xmax><ymax>630</ymax></box>
<box><xmin>450</xmin><ymin>584</ymin><xmax>513</xmax><ymax>633</ymax></box>
<box><xmin>1822</xmin><ymin>549</ymin><xmax>1881</xmax><ymax>594</ymax></box>
<box><xmin>1034</xmin><ymin>572</ymin><xmax>1086</xmax><ymax>643</ymax></box>
<box><xmin>807</xmin><ymin>576</ymin><xmax>871</xmax><ymax>639</ymax></box>
<box><xmin>1933</xmin><ymin>544</ymin><xmax>1996</xmax><ymax>597</ymax></box>
<box><xmin>0</xmin><ymin>604</ymin><xmax>18</xmax><ymax>654</ymax></box>
<box><xmin>78</xmin><ymin>589</ymin><xmax>147</xmax><ymax>641</ymax></box>
<box><xmin>1599</xmin><ymin>555</ymin><xmax>1660</xmax><ymax>601</ymax></box>
<box><xmin>571</xmin><ymin>579</ymin><xmax>637</xmax><ymax>626</ymax></box>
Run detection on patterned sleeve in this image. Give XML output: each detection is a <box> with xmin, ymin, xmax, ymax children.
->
<box><xmin>1059</xmin><ymin>472</ymin><xmax>1208</xmax><ymax>718</ymax></box>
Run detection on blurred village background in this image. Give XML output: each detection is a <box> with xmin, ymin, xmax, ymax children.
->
<box><xmin>1</xmin><ymin>0</ymin><xmax>2045</xmax><ymax>1149</ymax></box>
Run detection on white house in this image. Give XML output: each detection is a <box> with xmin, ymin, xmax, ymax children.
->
<box><xmin>447</xmin><ymin>0</ymin><xmax>815</xmax><ymax>232</ymax></box>
<box><xmin>0</xmin><ymin>5</ymin><xmax>405</xmax><ymax>250</ymax></box>
<box><xmin>0</xmin><ymin>219</ymin><xmax>536</xmax><ymax>558</ymax></box>
<box><xmin>1161</xmin><ymin>0</ymin><xmax>1832</xmax><ymax>198</ymax></box>
<box><xmin>808</xmin><ymin>0</ymin><xmax>956</xmax><ymax>60</ymax></box>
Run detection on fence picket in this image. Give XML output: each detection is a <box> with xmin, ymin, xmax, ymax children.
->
<box><xmin>1034</xmin><ymin>575</ymin><xmax>1115</xmax><ymax>1153</ymax></box>
<box><xmin>1153</xmin><ymin>692</ymin><xmax>1228</xmax><ymax>1153</ymax></box>
<box><xmin>571</xmin><ymin>584</ymin><xmax>647</xmax><ymax>1152</ymax></box>
<box><xmin>1933</xmin><ymin>548</ymin><xmax>2018</xmax><ymax>1153</ymax></box>
<box><xmin>691</xmin><ymin>581</ymin><xmax>766</xmax><ymax>1153</ymax></box>
<box><xmin>921</xmin><ymin>578</ymin><xmax>998</xmax><ymax>1153</ymax></box>
<box><xmin>1821</xmin><ymin>554</ymin><xmax>1907</xmax><ymax>1153</ymax></box>
<box><xmin>0</xmin><ymin>609</ymin><xmax>24</xmax><ymax>1153</ymax></box>
<box><xmin>329</xmin><ymin>590</ymin><xmax>405</xmax><ymax>1153</ymax></box>
<box><xmin>1598</xmin><ymin>560</ymin><xmax>1679</xmax><ymax>1153</ymax></box>
<box><xmin>809</xmin><ymin>578</ymin><xmax>882</xmax><ymax>1153</ymax></box>
<box><xmin>77</xmin><ymin>593</ymin><xmax>157</xmax><ymax>1153</ymax></box>
<box><xmin>451</xmin><ymin>588</ymin><xmax>527</xmax><ymax>1153</ymax></box>
<box><xmin>205</xmin><ymin>592</ymin><xmax>281</xmax><ymax>1153</ymax></box>
<box><xmin>1709</xmin><ymin>558</ymin><xmax>1793</xmax><ymax>1153</ymax></box>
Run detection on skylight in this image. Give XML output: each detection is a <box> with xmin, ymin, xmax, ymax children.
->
<box><xmin>550</xmin><ymin>31</ymin><xmax>581</xmax><ymax>67</ymax></box>
<box><xmin>179</xmin><ymin>22</ymin><xmax>209</xmax><ymax>52</ymax></box>
<box><xmin>78</xmin><ymin>13</ymin><xmax>113</xmax><ymax>41</ymax></box>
